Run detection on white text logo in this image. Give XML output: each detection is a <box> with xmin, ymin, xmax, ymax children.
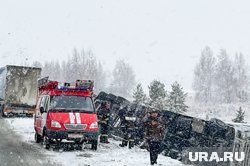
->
<box><xmin>189</xmin><ymin>152</ymin><xmax>245</xmax><ymax>162</ymax></box>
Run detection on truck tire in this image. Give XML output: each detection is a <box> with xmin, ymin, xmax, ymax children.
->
<box><xmin>91</xmin><ymin>140</ymin><xmax>98</xmax><ymax>150</ymax></box>
<box><xmin>0</xmin><ymin>104</ymin><xmax>6</xmax><ymax>118</ymax></box>
<box><xmin>210</xmin><ymin>118</ymin><xmax>227</xmax><ymax>129</ymax></box>
<box><xmin>35</xmin><ymin>133</ymin><xmax>42</xmax><ymax>143</ymax></box>
<box><xmin>0</xmin><ymin>104</ymin><xmax>2</xmax><ymax>118</ymax></box>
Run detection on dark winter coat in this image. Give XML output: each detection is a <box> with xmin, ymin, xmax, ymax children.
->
<box><xmin>144</xmin><ymin>117</ymin><xmax>165</xmax><ymax>142</ymax></box>
<box><xmin>97</xmin><ymin>107</ymin><xmax>110</xmax><ymax>125</ymax></box>
<box><xmin>119</xmin><ymin>108</ymin><xmax>137</xmax><ymax>132</ymax></box>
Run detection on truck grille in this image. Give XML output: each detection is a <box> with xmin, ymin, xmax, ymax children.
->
<box><xmin>64</xmin><ymin>124</ymin><xmax>87</xmax><ymax>130</ymax></box>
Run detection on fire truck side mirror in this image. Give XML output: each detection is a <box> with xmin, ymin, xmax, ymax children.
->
<box><xmin>40</xmin><ymin>106</ymin><xmax>45</xmax><ymax>114</ymax></box>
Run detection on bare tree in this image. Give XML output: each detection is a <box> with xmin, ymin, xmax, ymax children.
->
<box><xmin>214</xmin><ymin>49</ymin><xmax>235</xmax><ymax>103</ymax></box>
<box><xmin>42</xmin><ymin>61</ymin><xmax>52</xmax><ymax>78</ymax></box>
<box><xmin>193</xmin><ymin>46</ymin><xmax>216</xmax><ymax>103</ymax></box>
<box><xmin>67</xmin><ymin>48</ymin><xmax>81</xmax><ymax>81</ymax></box>
<box><xmin>41</xmin><ymin>48</ymin><xmax>106</xmax><ymax>93</ymax></box>
<box><xmin>82</xmin><ymin>50</ymin><xmax>106</xmax><ymax>93</ymax></box>
<box><xmin>234</xmin><ymin>53</ymin><xmax>249</xmax><ymax>102</ymax></box>
<box><xmin>109</xmin><ymin>59</ymin><xmax>136</xmax><ymax>98</ymax></box>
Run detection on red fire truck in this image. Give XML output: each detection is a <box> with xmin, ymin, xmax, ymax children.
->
<box><xmin>34</xmin><ymin>77</ymin><xmax>99</xmax><ymax>150</ymax></box>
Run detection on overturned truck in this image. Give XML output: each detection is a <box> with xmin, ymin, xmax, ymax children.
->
<box><xmin>95</xmin><ymin>91</ymin><xmax>250</xmax><ymax>166</ymax></box>
<box><xmin>162</xmin><ymin>111</ymin><xmax>250</xmax><ymax>166</ymax></box>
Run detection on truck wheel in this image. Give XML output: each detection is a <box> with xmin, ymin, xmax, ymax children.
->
<box><xmin>43</xmin><ymin>130</ymin><xmax>50</xmax><ymax>149</ymax></box>
<box><xmin>91</xmin><ymin>140</ymin><xmax>98</xmax><ymax>150</ymax></box>
<box><xmin>35</xmin><ymin>133</ymin><xmax>42</xmax><ymax>143</ymax></box>
<box><xmin>26</xmin><ymin>113</ymin><xmax>33</xmax><ymax>118</ymax></box>
<box><xmin>0</xmin><ymin>104</ymin><xmax>6</xmax><ymax>118</ymax></box>
<box><xmin>0</xmin><ymin>104</ymin><xmax>2</xmax><ymax>118</ymax></box>
<box><xmin>210</xmin><ymin>118</ymin><xmax>227</xmax><ymax>129</ymax></box>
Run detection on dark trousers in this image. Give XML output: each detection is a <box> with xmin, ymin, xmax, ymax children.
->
<box><xmin>148</xmin><ymin>140</ymin><xmax>161</xmax><ymax>165</ymax></box>
<box><xmin>120</xmin><ymin>128</ymin><xmax>135</xmax><ymax>148</ymax></box>
<box><xmin>100</xmin><ymin>123</ymin><xmax>109</xmax><ymax>134</ymax></box>
<box><xmin>100</xmin><ymin>123</ymin><xmax>109</xmax><ymax>143</ymax></box>
<box><xmin>120</xmin><ymin>133</ymin><xmax>135</xmax><ymax>148</ymax></box>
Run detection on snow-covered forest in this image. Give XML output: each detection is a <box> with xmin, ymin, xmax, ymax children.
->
<box><xmin>30</xmin><ymin>48</ymin><xmax>189</xmax><ymax>113</ymax></box>
<box><xmin>190</xmin><ymin>46</ymin><xmax>250</xmax><ymax>123</ymax></box>
<box><xmin>30</xmin><ymin>46</ymin><xmax>250</xmax><ymax>123</ymax></box>
<box><xmin>193</xmin><ymin>46</ymin><xmax>249</xmax><ymax>104</ymax></box>
<box><xmin>32</xmin><ymin>49</ymin><xmax>135</xmax><ymax>98</ymax></box>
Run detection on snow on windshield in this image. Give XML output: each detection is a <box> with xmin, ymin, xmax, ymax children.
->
<box><xmin>50</xmin><ymin>96</ymin><xmax>94</xmax><ymax>112</ymax></box>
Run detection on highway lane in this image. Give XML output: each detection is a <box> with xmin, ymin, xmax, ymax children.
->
<box><xmin>0</xmin><ymin>118</ymin><xmax>54</xmax><ymax>166</ymax></box>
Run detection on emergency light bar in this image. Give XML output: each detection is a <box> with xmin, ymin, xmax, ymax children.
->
<box><xmin>38</xmin><ymin>77</ymin><xmax>94</xmax><ymax>91</ymax></box>
<box><xmin>57</xmin><ymin>80</ymin><xmax>94</xmax><ymax>91</ymax></box>
<box><xmin>76</xmin><ymin>80</ymin><xmax>94</xmax><ymax>90</ymax></box>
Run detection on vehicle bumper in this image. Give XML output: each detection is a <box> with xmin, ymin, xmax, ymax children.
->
<box><xmin>46</xmin><ymin>129</ymin><xmax>99</xmax><ymax>141</ymax></box>
<box><xmin>3</xmin><ymin>106</ymin><xmax>34</xmax><ymax>115</ymax></box>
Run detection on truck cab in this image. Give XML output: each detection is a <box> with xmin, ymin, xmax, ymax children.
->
<box><xmin>34</xmin><ymin>77</ymin><xmax>99</xmax><ymax>150</ymax></box>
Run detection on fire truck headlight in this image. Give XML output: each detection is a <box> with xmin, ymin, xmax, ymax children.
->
<box><xmin>51</xmin><ymin>120</ymin><xmax>61</xmax><ymax>128</ymax></box>
<box><xmin>89</xmin><ymin>121</ymin><xmax>98</xmax><ymax>129</ymax></box>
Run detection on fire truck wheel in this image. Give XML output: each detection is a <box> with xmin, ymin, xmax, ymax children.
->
<box><xmin>35</xmin><ymin>133</ymin><xmax>42</xmax><ymax>143</ymax></box>
<box><xmin>91</xmin><ymin>140</ymin><xmax>98</xmax><ymax>150</ymax></box>
<box><xmin>43</xmin><ymin>130</ymin><xmax>51</xmax><ymax>149</ymax></box>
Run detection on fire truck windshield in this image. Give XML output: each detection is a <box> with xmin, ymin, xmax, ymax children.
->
<box><xmin>49</xmin><ymin>95</ymin><xmax>94</xmax><ymax>112</ymax></box>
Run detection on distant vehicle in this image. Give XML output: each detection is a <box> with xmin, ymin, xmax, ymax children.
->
<box><xmin>0</xmin><ymin>65</ymin><xmax>41</xmax><ymax>117</ymax></box>
<box><xmin>34</xmin><ymin>77</ymin><xmax>99</xmax><ymax>150</ymax></box>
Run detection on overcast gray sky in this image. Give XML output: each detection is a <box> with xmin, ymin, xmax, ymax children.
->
<box><xmin>1</xmin><ymin>0</ymin><xmax>250</xmax><ymax>91</ymax></box>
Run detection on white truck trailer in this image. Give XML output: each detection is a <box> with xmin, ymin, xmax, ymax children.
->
<box><xmin>0</xmin><ymin>65</ymin><xmax>41</xmax><ymax>117</ymax></box>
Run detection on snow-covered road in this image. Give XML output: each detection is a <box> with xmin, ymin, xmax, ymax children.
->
<box><xmin>4</xmin><ymin>117</ymin><xmax>187</xmax><ymax>166</ymax></box>
<box><xmin>0</xmin><ymin>118</ymin><xmax>54</xmax><ymax>166</ymax></box>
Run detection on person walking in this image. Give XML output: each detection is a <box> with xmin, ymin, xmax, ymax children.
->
<box><xmin>144</xmin><ymin>109</ymin><xmax>165</xmax><ymax>165</ymax></box>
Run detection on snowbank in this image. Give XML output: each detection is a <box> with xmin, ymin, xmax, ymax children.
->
<box><xmin>187</xmin><ymin>103</ymin><xmax>250</xmax><ymax>123</ymax></box>
<box><xmin>4</xmin><ymin>118</ymin><xmax>186</xmax><ymax>166</ymax></box>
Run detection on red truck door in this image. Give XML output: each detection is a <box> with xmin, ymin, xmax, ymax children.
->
<box><xmin>35</xmin><ymin>95</ymin><xmax>50</xmax><ymax>136</ymax></box>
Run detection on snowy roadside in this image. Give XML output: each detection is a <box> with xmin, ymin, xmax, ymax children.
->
<box><xmin>185</xmin><ymin>94</ymin><xmax>250</xmax><ymax>123</ymax></box>
<box><xmin>4</xmin><ymin>118</ymin><xmax>187</xmax><ymax>166</ymax></box>
<box><xmin>187</xmin><ymin>103</ymin><xmax>250</xmax><ymax>123</ymax></box>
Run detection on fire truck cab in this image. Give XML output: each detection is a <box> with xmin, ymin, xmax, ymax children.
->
<box><xmin>34</xmin><ymin>77</ymin><xmax>99</xmax><ymax>150</ymax></box>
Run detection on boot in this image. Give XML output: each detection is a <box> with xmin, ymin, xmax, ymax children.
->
<box><xmin>119</xmin><ymin>140</ymin><xmax>128</xmax><ymax>147</ymax></box>
<box><xmin>102</xmin><ymin>134</ymin><xmax>109</xmax><ymax>144</ymax></box>
<box><xmin>128</xmin><ymin>140</ymin><xmax>134</xmax><ymax>149</ymax></box>
<box><xmin>103</xmin><ymin>136</ymin><xmax>110</xmax><ymax>143</ymax></box>
<box><xmin>100</xmin><ymin>135</ymin><xmax>106</xmax><ymax>143</ymax></box>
